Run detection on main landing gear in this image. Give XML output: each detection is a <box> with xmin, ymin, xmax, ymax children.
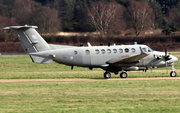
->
<box><xmin>104</xmin><ymin>72</ymin><xmax>111</xmax><ymax>79</ymax></box>
<box><xmin>104</xmin><ymin>72</ymin><xmax>128</xmax><ymax>79</ymax></box>
<box><xmin>120</xmin><ymin>72</ymin><xmax>128</xmax><ymax>78</ymax></box>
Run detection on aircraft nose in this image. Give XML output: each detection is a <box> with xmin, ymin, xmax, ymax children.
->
<box><xmin>171</xmin><ymin>55</ymin><xmax>178</xmax><ymax>62</ymax></box>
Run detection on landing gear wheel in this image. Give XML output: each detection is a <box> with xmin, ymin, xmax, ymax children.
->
<box><xmin>104</xmin><ymin>72</ymin><xmax>111</xmax><ymax>79</ymax></box>
<box><xmin>120</xmin><ymin>72</ymin><xmax>127</xmax><ymax>78</ymax></box>
<box><xmin>170</xmin><ymin>71</ymin><xmax>177</xmax><ymax>77</ymax></box>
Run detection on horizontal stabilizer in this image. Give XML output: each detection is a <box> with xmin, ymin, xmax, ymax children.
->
<box><xmin>3</xmin><ymin>25</ymin><xmax>38</xmax><ymax>30</ymax></box>
<box><xmin>30</xmin><ymin>55</ymin><xmax>52</xmax><ymax>64</ymax></box>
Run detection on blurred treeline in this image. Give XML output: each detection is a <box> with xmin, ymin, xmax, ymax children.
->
<box><xmin>1</xmin><ymin>0</ymin><xmax>180</xmax><ymax>42</ymax></box>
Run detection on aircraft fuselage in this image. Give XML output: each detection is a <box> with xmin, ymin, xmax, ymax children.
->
<box><xmin>40</xmin><ymin>44</ymin><xmax>177</xmax><ymax>72</ymax></box>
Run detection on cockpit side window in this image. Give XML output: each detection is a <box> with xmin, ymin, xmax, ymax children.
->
<box><xmin>148</xmin><ymin>47</ymin><xmax>153</xmax><ymax>52</ymax></box>
<box><xmin>142</xmin><ymin>48</ymin><xmax>147</xmax><ymax>52</ymax></box>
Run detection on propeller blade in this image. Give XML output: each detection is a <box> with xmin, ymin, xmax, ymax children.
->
<box><xmin>164</xmin><ymin>43</ymin><xmax>169</xmax><ymax>74</ymax></box>
<box><xmin>165</xmin><ymin>43</ymin><xmax>167</xmax><ymax>58</ymax></box>
<box><xmin>166</xmin><ymin>61</ymin><xmax>168</xmax><ymax>74</ymax></box>
<box><xmin>164</xmin><ymin>43</ymin><xmax>172</xmax><ymax>61</ymax></box>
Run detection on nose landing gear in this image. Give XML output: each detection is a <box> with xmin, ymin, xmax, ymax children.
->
<box><xmin>170</xmin><ymin>64</ymin><xmax>177</xmax><ymax>77</ymax></box>
<box><xmin>170</xmin><ymin>71</ymin><xmax>177</xmax><ymax>77</ymax></box>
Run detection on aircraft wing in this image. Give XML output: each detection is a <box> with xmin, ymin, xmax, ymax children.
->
<box><xmin>106</xmin><ymin>47</ymin><xmax>148</xmax><ymax>64</ymax></box>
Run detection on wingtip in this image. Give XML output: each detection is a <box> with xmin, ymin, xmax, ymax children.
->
<box><xmin>3</xmin><ymin>27</ymin><xmax>10</xmax><ymax>30</ymax></box>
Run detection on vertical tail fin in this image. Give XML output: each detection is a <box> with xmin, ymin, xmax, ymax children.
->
<box><xmin>3</xmin><ymin>25</ymin><xmax>52</xmax><ymax>64</ymax></box>
<box><xmin>3</xmin><ymin>25</ymin><xmax>50</xmax><ymax>53</ymax></box>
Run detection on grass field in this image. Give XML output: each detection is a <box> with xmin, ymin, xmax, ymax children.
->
<box><xmin>0</xmin><ymin>80</ymin><xmax>180</xmax><ymax>112</ymax></box>
<box><xmin>0</xmin><ymin>53</ymin><xmax>180</xmax><ymax>112</ymax></box>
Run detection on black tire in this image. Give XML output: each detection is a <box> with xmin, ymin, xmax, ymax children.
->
<box><xmin>170</xmin><ymin>71</ymin><xmax>177</xmax><ymax>77</ymax></box>
<box><xmin>120</xmin><ymin>72</ymin><xmax>127</xmax><ymax>78</ymax></box>
<box><xmin>104</xmin><ymin>72</ymin><xmax>111</xmax><ymax>79</ymax></box>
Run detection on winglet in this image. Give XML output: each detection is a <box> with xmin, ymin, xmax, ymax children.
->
<box><xmin>3</xmin><ymin>27</ymin><xmax>10</xmax><ymax>30</ymax></box>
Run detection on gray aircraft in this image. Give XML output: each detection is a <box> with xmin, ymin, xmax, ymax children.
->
<box><xmin>4</xmin><ymin>25</ymin><xmax>178</xmax><ymax>78</ymax></box>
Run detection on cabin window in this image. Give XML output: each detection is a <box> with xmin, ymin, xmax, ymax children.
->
<box><xmin>107</xmin><ymin>49</ymin><xmax>111</xmax><ymax>54</ymax></box>
<box><xmin>85</xmin><ymin>50</ymin><xmax>90</xmax><ymax>54</ymax></box>
<box><xmin>113</xmin><ymin>49</ymin><xmax>117</xmax><ymax>53</ymax></box>
<box><xmin>131</xmin><ymin>48</ymin><xmax>135</xmax><ymax>53</ymax></box>
<box><xmin>119</xmin><ymin>49</ymin><xmax>123</xmax><ymax>53</ymax></box>
<box><xmin>125</xmin><ymin>48</ymin><xmax>129</xmax><ymax>53</ymax></box>
<box><xmin>101</xmin><ymin>49</ymin><xmax>105</xmax><ymax>54</ymax></box>
<box><xmin>95</xmin><ymin>49</ymin><xmax>99</xmax><ymax>54</ymax></box>
<box><xmin>74</xmin><ymin>51</ymin><xmax>78</xmax><ymax>55</ymax></box>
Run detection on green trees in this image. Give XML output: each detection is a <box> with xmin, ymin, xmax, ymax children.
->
<box><xmin>1</xmin><ymin>0</ymin><xmax>180</xmax><ymax>36</ymax></box>
<box><xmin>167</xmin><ymin>2</ymin><xmax>180</xmax><ymax>28</ymax></box>
<box><xmin>148</xmin><ymin>0</ymin><xmax>163</xmax><ymax>29</ymax></box>
<box><xmin>162</xmin><ymin>27</ymin><xmax>172</xmax><ymax>35</ymax></box>
<box><xmin>157</xmin><ymin>0</ymin><xmax>179</xmax><ymax>14</ymax></box>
